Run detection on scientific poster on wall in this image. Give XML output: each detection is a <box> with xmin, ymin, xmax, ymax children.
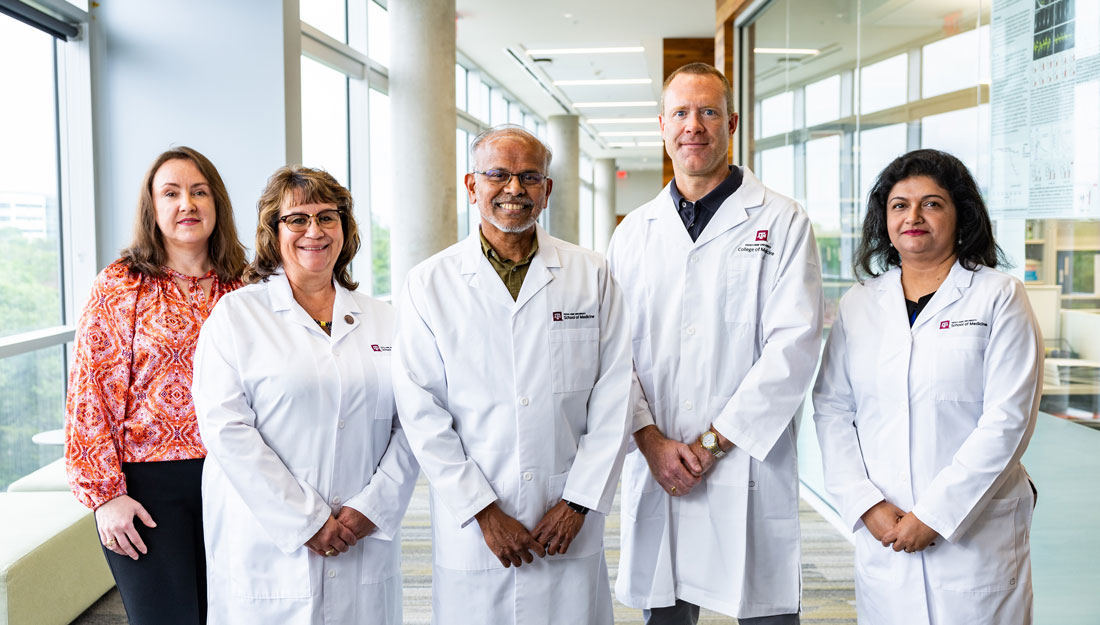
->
<box><xmin>990</xmin><ymin>0</ymin><xmax>1100</xmax><ymax>219</ymax></box>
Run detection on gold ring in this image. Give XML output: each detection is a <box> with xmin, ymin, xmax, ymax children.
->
<box><xmin>670</xmin><ymin>486</ymin><xmax>677</xmax><ymax>494</ymax></box>
<box><xmin>105</xmin><ymin>538</ymin><xmax>117</xmax><ymax>547</ymax></box>
<box><xmin>325</xmin><ymin>548</ymin><xmax>337</xmax><ymax>557</ymax></box>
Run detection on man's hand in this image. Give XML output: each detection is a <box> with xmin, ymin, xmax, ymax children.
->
<box><xmin>860</xmin><ymin>500</ymin><xmax>905</xmax><ymax>542</ymax></box>
<box><xmin>634</xmin><ymin>425</ymin><xmax>702</xmax><ymax>495</ymax></box>
<box><xmin>474</xmin><ymin>502</ymin><xmax>546</xmax><ymax>568</ymax></box>
<box><xmin>686</xmin><ymin>439</ymin><xmax>717</xmax><ymax>476</ymax></box>
<box><xmin>881</xmin><ymin>512</ymin><xmax>939</xmax><ymax>553</ymax></box>
<box><xmin>336</xmin><ymin>506</ymin><xmax>377</xmax><ymax>540</ymax></box>
<box><xmin>305</xmin><ymin>515</ymin><xmax>359</xmax><ymax>557</ymax></box>
<box><xmin>95</xmin><ymin>495</ymin><xmax>157</xmax><ymax>560</ymax></box>
<box><xmin>531</xmin><ymin>500</ymin><xmax>585</xmax><ymax>556</ymax></box>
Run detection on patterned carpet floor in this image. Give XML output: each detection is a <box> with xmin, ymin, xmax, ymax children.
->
<box><xmin>73</xmin><ymin>477</ymin><xmax>856</xmax><ymax>624</ymax></box>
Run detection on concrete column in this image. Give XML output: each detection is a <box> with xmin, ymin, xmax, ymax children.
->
<box><xmin>593</xmin><ymin>158</ymin><xmax>617</xmax><ymax>254</ymax></box>
<box><xmin>546</xmin><ymin>115</ymin><xmax>579</xmax><ymax>244</ymax></box>
<box><xmin>389</xmin><ymin>0</ymin><xmax>457</xmax><ymax>293</ymax></box>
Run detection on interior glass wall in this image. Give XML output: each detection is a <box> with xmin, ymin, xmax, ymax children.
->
<box><xmin>747</xmin><ymin>1</ymin><xmax>1098</xmax><ymax>620</ymax></box>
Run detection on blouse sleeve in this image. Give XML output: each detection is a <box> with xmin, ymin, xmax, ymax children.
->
<box><xmin>64</xmin><ymin>264</ymin><xmax>140</xmax><ymax>510</ymax></box>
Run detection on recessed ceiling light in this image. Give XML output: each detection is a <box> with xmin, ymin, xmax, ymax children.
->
<box><xmin>586</xmin><ymin>117</ymin><xmax>658</xmax><ymax>124</ymax></box>
<box><xmin>526</xmin><ymin>46</ymin><xmax>645</xmax><ymax>55</ymax></box>
<box><xmin>636</xmin><ymin>141</ymin><xmax>664</xmax><ymax>147</ymax></box>
<box><xmin>599</xmin><ymin>130</ymin><xmax>662</xmax><ymax>137</ymax></box>
<box><xmin>754</xmin><ymin>47</ymin><xmax>820</xmax><ymax>55</ymax></box>
<box><xmin>554</xmin><ymin>78</ymin><xmax>653</xmax><ymax>86</ymax></box>
<box><xmin>574</xmin><ymin>101</ymin><xmax>657</xmax><ymax>108</ymax></box>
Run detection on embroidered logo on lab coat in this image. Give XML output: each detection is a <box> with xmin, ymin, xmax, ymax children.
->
<box><xmin>755</xmin><ymin>229</ymin><xmax>769</xmax><ymax>241</ymax></box>
<box><xmin>939</xmin><ymin>319</ymin><xmax>988</xmax><ymax>330</ymax></box>
<box><xmin>371</xmin><ymin>344</ymin><xmax>392</xmax><ymax>352</ymax></box>
<box><xmin>553</xmin><ymin>311</ymin><xmax>595</xmax><ymax>321</ymax></box>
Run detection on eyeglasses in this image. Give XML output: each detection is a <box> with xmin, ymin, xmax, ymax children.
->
<box><xmin>279</xmin><ymin>209</ymin><xmax>343</xmax><ymax>233</ymax></box>
<box><xmin>473</xmin><ymin>169</ymin><xmax>548</xmax><ymax>187</ymax></box>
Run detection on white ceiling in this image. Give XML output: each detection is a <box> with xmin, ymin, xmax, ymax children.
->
<box><xmin>455</xmin><ymin>0</ymin><xmax>715</xmax><ymax>170</ymax></box>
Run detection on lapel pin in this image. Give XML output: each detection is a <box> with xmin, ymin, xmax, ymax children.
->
<box><xmin>344</xmin><ymin>314</ymin><xmax>354</xmax><ymax>324</ymax></box>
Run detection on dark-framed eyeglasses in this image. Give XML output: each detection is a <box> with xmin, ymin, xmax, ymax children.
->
<box><xmin>279</xmin><ymin>209</ymin><xmax>344</xmax><ymax>233</ymax></box>
<box><xmin>473</xmin><ymin>169</ymin><xmax>547</xmax><ymax>187</ymax></box>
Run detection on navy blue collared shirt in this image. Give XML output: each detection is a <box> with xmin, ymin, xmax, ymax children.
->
<box><xmin>670</xmin><ymin>166</ymin><xmax>743</xmax><ymax>242</ymax></box>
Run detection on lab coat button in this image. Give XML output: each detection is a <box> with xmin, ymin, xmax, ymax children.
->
<box><xmin>327</xmin><ymin>570</ymin><xmax>336</xmax><ymax>578</ymax></box>
<box><xmin>522</xmin><ymin>472</ymin><xmax>533</xmax><ymax>481</ymax></box>
<box><xmin>332</xmin><ymin>496</ymin><xmax>341</xmax><ymax>504</ymax></box>
<box><xmin>683</xmin><ymin>401</ymin><xmax>693</xmax><ymax>410</ymax></box>
<box><xmin>686</xmin><ymin>325</ymin><xmax>696</xmax><ymax>335</ymax></box>
<box><xmin>520</xmin><ymin>396</ymin><xmax>530</xmax><ymax>406</ymax></box>
<box><xmin>690</xmin><ymin>255</ymin><xmax>699</xmax><ymax>263</ymax></box>
<box><xmin>338</xmin><ymin>420</ymin><xmax>345</xmax><ymax>429</ymax></box>
<box><xmin>1009</xmin><ymin>577</ymin><xmax>1016</xmax><ymax>585</ymax></box>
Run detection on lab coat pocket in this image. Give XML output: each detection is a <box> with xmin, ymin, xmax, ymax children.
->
<box><xmin>934</xmin><ymin>497</ymin><xmax>1020</xmax><ymax>592</ymax></box>
<box><xmin>621</xmin><ymin>452</ymin><xmax>664</xmax><ymax>519</ymax></box>
<box><xmin>934</xmin><ymin>336</ymin><xmax>987</xmax><ymax>402</ymax></box>
<box><xmin>228</xmin><ymin>489</ymin><xmax>313</xmax><ymax>599</ymax></box>
<box><xmin>725</xmin><ymin>256</ymin><xmax>762</xmax><ymax>324</ymax></box>
<box><xmin>550</xmin><ymin>327</ymin><xmax>600</xmax><ymax>393</ymax></box>
<box><xmin>854</xmin><ymin>526</ymin><xmax>895</xmax><ymax>581</ymax></box>
<box><xmin>546</xmin><ymin>471</ymin><xmax>603</xmax><ymax>558</ymax></box>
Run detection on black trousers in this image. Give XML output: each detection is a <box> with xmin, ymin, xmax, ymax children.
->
<box><xmin>97</xmin><ymin>458</ymin><xmax>207</xmax><ymax>625</ymax></box>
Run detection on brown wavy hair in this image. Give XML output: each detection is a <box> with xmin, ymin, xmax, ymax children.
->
<box><xmin>245</xmin><ymin>166</ymin><xmax>360</xmax><ymax>290</ymax></box>
<box><xmin>119</xmin><ymin>146</ymin><xmax>247</xmax><ymax>281</ymax></box>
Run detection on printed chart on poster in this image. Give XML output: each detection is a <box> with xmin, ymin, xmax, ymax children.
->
<box><xmin>991</xmin><ymin>0</ymin><xmax>1100</xmax><ymax>219</ymax></box>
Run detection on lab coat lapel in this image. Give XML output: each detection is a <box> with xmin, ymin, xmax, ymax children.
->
<box><xmin>513</xmin><ymin>225</ymin><xmax>557</xmax><ymax>313</ymax></box>
<box><xmin>328</xmin><ymin>283</ymin><xmax>362</xmax><ymax>344</ymax></box>
<box><xmin>267</xmin><ymin>271</ymin><xmax>328</xmax><ymax>335</ymax></box>
<box><xmin>691</xmin><ymin>166</ymin><xmax>758</xmax><ymax>249</ymax></box>
<box><xmin>910</xmin><ymin>261</ymin><xmax>971</xmax><ymax>331</ymax></box>
<box><xmin>459</xmin><ymin>231</ymin><xmax>517</xmax><ymax>311</ymax></box>
<box><xmin>646</xmin><ymin>184</ymin><xmax>695</xmax><ymax>252</ymax></box>
<box><xmin>874</xmin><ymin>268</ymin><xmax>911</xmax><ymax>335</ymax></box>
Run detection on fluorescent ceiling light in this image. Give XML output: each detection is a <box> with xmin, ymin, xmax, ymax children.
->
<box><xmin>527</xmin><ymin>46</ymin><xmax>645</xmax><ymax>55</ymax></box>
<box><xmin>754</xmin><ymin>47</ymin><xmax>819</xmax><ymax>55</ymax></box>
<box><xmin>554</xmin><ymin>78</ymin><xmax>653</xmax><ymax>86</ymax></box>
<box><xmin>599</xmin><ymin>130</ymin><xmax>662</xmax><ymax>137</ymax></box>
<box><xmin>586</xmin><ymin>117</ymin><xmax>658</xmax><ymax>124</ymax></box>
<box><xmin>636</xmin><ymin>141</ymin><xmax>664</xmax><ymax>147</ymax></box>
<box><xmin>574</xmin><ymin>101</ymin><xmax>657</xmax><ymax>108</ymax></box>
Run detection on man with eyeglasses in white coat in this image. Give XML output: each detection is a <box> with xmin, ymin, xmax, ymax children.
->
<box><xmin>607</xmin><ymin>62</ymin><xmax>824</xmax><ymax>624</ymax></box>
<box><xmin>392</xmin><ymin>125</ymin><xmax>632</xmax><ymax>625</ymax></box>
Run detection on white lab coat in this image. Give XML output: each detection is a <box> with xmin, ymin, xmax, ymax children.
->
<box><xmin>607</xmin><ymin>168</ymin><xmax>824</xmax><ymax>619</ymax></box>
<box><xmin>813</xmin><ymin>262</ymin><xmax>1042</xmax><ymax>624</ymax></box>
<box><xmin>391</xmin><ymin>225</ymin><xmax>632</xmax><ymax>625</ymax></box>
<box><xmin>192</xmin><ymin>272</ymin><xmax>419</xmax><ymax>625</ymax></box>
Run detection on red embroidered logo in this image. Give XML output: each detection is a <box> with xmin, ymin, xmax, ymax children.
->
<box><xmin>372</xmin><ymin>344</ymin><xmax>382</xmax><ymax>351</ymax></box>
<box><xmin>755</xmin><ymin>230</ymin><xmax>768</xmax><ymax>241</ymax></box>
<box><xmin>939</xmin><ymin>321</ymin><xmax>950</xmax><ymax>330</ymax></box>
<box><xmin>553</xmin><ymin>312</ymin><xmax>563</xmax><ymax>321</ymax></box>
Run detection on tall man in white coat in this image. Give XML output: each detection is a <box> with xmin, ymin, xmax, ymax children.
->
<box><xmin>607</xmin><ymin>62</ymin><xmax>824</xmax><ymax>624</ymax></box>
<box><xmin>392</xmin><ymin>125</ymin><xmax>632</xmax><ymax>625</ymax></box>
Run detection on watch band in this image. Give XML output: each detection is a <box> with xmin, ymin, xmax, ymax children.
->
<box><xmin>700</xmin><ymin>430</ymin><xmax>726</xmax><ymax>459</ymax></box>
<box><xmin>565</xmin><ymin>500</ymin><xmax>589</xmax><ymax>515</ymax></box>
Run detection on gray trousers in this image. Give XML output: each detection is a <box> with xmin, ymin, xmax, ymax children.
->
<box><xmin>643</xmin><ymin>599</ymin><xmax>800</xmax><ymax>625</ymax></box>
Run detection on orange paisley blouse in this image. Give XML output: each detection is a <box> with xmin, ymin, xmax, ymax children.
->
<box><xmin>65</xmin><ymin>261</ymin><xmax>242</xmax><ymax>509</ymax></box>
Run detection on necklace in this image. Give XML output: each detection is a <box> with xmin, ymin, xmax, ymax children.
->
<box><xmin>314</xmin><ymin>318</ymin><xmax>332</xmax><ymax>334</ymax></box>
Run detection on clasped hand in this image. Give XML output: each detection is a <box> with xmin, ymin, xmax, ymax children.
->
<box><xmin>475</xmin><ymin>500</ymin><xmax>586</xmax><ymax>568</ymax></box>
<box><xmin>304</xmin><ymin>506</ymin><xmax>377</xmax><ymax>557</ymax></box>
<box><xmin>861</xmin><ymin>500</ymin><xmax>939</xmax><ymax>554</ymax></box>
<box><xmin>635</xmin><ymin>425</ymin><xmax>729</xmax><ymax>496</ymax></box>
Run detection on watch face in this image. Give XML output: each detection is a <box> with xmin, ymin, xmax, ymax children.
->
<box><xmin>702</xmin><ymin>432</ymin><xmax>717</xmax><ymax>447</ymax></box>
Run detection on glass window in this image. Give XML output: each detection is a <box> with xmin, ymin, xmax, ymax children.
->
<box><xmin>455</xmin><ymin>64</ymin><xmax>467</xmax><ymax>111</ymax></box>
<box><xmin>921</xmin><ymin>105</ymin><xmax>991</xmax><ymax>192</ymax></box>
<box><xmin>479</xmin><ymin>81</ymin><xmax>492</xmax><ymax>123</ymax></box>
<box><xmin>805</xmin><ymin>75</ymin><xmax>841</xmax><ymax>127</ymax></box>
<box><xmin>0</xmin><ymin>345</ymin><xmax>67</xmax><ymax>490</ymax></box>
<box><xmin>858</xmin><ymin>123</ymin><xmax>907</xmax><ymax>204</ymax></box>
<box><xmin>509</xmin><ymin>102</ymin><xmax>524</xmax><ymax>126</ymax></box>
<box><xmin>367</xmin><ymin>0</ymin><xmax>389</xmax><ymax>67</ymax></box>
<box><xmin>760</xmin><ymin>145</ymin><xmax>795</xmax><ymax>199</ymax></box>
<box><xmin>300</xmin><ymin>0</ymin><xmax>347</xmax><ymax>43</ymax></box>
<box><xmin>805</xmin><ymin>135</ymin><xmax>843</xmax><ymax>279</ymax></box>
<box><xmin>0</xmin><ymin>16</ymin><xmax>62</xmax><ymax>338</ymax></box>
<box><xmin>523</xmin><ymin>113</ymin><xmax>538</xmax><ymax>132</ymax></box>
<box><xmin>860</xmin><ymin>53</ymin><xmax>908</xmax><ymax>114</ymax></box>
<box><xmin>923</xmin><ymin>25</ymin><xmax>991</xmax><ymax>99</ymax></box>
<box><xmin>301</xmin><ymin>56</ymin><xmax>350</xmax><ymax>187</ymax></box>
<box><xmin>490</xmin><ymin>91</ymin><xmax>508</xmax><ymax>126</ymax></box>
<box><xmin>760</xmin><ymin>91</ymin><xmax>795</xmax><ymax>138</ymax></box>
<box><xmin>368</xmin><ymin>88</ymin><xmax>391</xmax><ymax>297</ymax></box>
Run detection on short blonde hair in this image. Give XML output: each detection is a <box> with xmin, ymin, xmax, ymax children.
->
<box><xmin>660</xmin><ymin>62</ymin><xmax>734</xmax><ymax>117</ymax></box>
<box><xmin>245</xmin><ymin>166</ymin><xmax>361</xmax><ymax>290</ymax></box>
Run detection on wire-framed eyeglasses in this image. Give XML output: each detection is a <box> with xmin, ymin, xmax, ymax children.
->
<box><xmin>473</xmin><ymin>170</ymin><xmax>548</xmax><ymax>187</ymax></box>
<box><xmin>279</xmin><ymin>209</ymin><xmax>344</xmax><ymax>233</ymax></box>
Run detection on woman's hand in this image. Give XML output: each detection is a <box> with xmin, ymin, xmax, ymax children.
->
<box><xmin>335</xmin><ymin>506</ymin><xmax>376</xmax><ymax>540</ymax></box>
<box><xmin>305</xmin><ymin>515</ymin><xmax>359</xmax><ymax>557</ymax></box>
<box><xmin>860</xmin><ymin>500</ymin><xmax>905</xmax><ymax>542</ymax></box>
<box><xmin>882</xmin><ymin>512</ymin><xmax>939</xmax><ymax>553</ymax></box>
<box><xmin>95</xmin><ymin>495</ymin><xmax>157</xmax><ymax>560</ymax></box>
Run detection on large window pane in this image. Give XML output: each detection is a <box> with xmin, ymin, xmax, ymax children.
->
<box><xmin>368</xmin><ymin>0</ymin><xmax>389</xmax><ymax>67</ymax></box>
<box><xmin>490</xmin><ymin>90</ymin><xmax>508</xmax><ymax>126</ymax></box>
<box><xmin>760</xmin><ymin>91</ymin><xmax>795</xmax><ymax>138</ymax></box>
<box><xmin>860</xmin><ymin>53</ymin><xmax>908</xmax><ymax>114</ymax></box>
<box><xmin>921</xmin><ymin>105</ymin><xmax>992</xmax><ymax>192</ymax></box>
<box><xmin>805</xmin><ymin>75</ymin><xmax>841</xmax><ymax>127</ymax></box>
<box><xmin>369</xmin><ymin>89</ymin><xmax>391</xmax><ymax>297</ymax></box>
<box><xmin>858</xmin><ymin>123</ymin><xmax>907</xmax><ymax>204</ymax></box>
<box><xmin>300</xmin><ymin>0</ymin><xmax>347</xmax><ymax>43</ymax></box>
<box><xmin>455</xmin><ymin>64</ymin><xmax>467</xmax><ymax>111</ymax></box>
<box><xmin>0</xmin><ymin>345</ymin><xmax>66</xmax><ymax>490</ymax></box>
<box><xmin>923</xmin><ymin>25</ymin><xmax>990</xmax><ymax>99</ymax></box>
<box><xmin>760</xmin><ymin>145</ymin><xmax>795</xmax><ymax>199</ymax></box>
<box><xmin>0</xmin><ymin>16</ymin><xmax>62</xmax><ymax>338</ymax></box>
<box><xmin>301</xmin><ymin>56</ymin><xmax>350</xmax><ymax>187</ymax></box>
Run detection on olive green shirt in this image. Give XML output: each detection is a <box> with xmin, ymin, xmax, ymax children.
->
<box><xmin>480</xmin><ymin>229</ymin><xmax>539</xmax><ymax>301</ymax></box>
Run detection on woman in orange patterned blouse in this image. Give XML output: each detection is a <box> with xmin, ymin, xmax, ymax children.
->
<box><xmin>65</xmin><ymin>146</ymin><xmax>246</xmax><ymax>625</ymax></box>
